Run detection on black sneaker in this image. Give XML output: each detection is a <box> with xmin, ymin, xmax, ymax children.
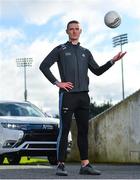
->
<box><xmin>79</xmin><ymin>163</ymin><xmax>101</xmax><ymax>175</ymax></box>
<box><xmin>56</xmin><ymin>163</ymin><xmax>68</xmax><ymax>176</ymax></box>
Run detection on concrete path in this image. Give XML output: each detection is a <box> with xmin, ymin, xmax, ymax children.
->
<box><xmin>0</xmin><ymin>163</ymin><xmax>140</xmax><ymax>179</ymax></box>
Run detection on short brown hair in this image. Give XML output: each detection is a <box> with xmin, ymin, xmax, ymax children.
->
<box><xmin>66</xmin><ymin>20</ymin><xmax>80</xmax><ymax>30</ymax></box>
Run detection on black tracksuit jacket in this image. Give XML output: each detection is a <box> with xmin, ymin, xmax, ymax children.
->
<box><xmin>39</xmin><ymin>41</ymin><xmax>113</xmax><ymax>92</ymax></box>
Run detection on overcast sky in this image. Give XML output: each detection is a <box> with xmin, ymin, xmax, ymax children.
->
<box><xmin>0</xmin><ymin>0</ymin><xmax>140</xmax><ymax>115</ymax></box>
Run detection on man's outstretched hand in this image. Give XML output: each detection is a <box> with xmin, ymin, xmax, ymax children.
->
<box><xmin>112</xmin><ymin>51</ymin><xmax>127</xmax><ymax>63</ymax></box>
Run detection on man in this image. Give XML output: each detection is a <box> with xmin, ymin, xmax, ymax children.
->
<box><xmin>39</xmin><ymin>20</ymin><xmax>126</xmax><ymax>176</ymax></box>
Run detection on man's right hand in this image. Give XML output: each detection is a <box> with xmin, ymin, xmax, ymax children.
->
<box><xmin>55</xmin><ymin>82</ymin><xmax>74</xmax><ymax>92</ymax></box>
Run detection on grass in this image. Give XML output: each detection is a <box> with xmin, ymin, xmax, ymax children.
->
<box><xmin>3</xmin><ymin>156</ymin><xmax>48</xmax><ymax>165</ymax></box>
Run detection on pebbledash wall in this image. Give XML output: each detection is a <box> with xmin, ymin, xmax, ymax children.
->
<box><xmin>67</xmin><ymin>89</ymin><xmax>140</xmax><ymax>163</ymax></box>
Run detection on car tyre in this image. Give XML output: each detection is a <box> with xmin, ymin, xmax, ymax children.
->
<box><xmin>7</xmin><ymin>154</ymin><xmax>21</xmax><ymax>165</ymax></box>
<box><xmin>0</xmin><ymin>155</ymin><xmax>4</xmax><ymax>164</ymax></box>
<box><xmin>48</xmin><ymin>155</ymin><xmax>57</xmax><ymax>165</ymax></box>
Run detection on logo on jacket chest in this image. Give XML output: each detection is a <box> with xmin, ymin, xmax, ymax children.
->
<box><xmin>64</xmin><ymin>52</ymin><xmax>86</xmax><ymax>58</ymax></box>
<box><xmin>65</xmin><ymin>52</ymin><xmax>72</xmax><ymax>56</ymax></box>
<box><xmin>82</xmin><ymin>53</ymin><xmax>86</xmax><ymax>58</ymax></box>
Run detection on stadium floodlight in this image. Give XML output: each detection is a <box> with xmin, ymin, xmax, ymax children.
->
<box><xmin>112</xmin><ymin>33</ymin><xmax>128</xmax><ymax>100</ymax></box>
<box><xmin>16</xmin><ymin>58</ymin><xmax>33</xmax><ymax>101</ymax></box>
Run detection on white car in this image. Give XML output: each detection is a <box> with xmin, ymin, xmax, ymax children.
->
<box><xmin>0</xmin><ymin>101</ymin><xmax>72</xmax><ymax>165</ymax></box>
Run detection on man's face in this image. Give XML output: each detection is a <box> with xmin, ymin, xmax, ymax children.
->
<box><xmin>66</xmin><ymin>23</ymin><xmax>82</xmax><ymax>41</ymax></box>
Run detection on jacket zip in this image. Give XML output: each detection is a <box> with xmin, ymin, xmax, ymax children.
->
<box><xmin>73</xmin><ymin>46</ymin><xmax>80</xmax><ymax>88</ymax></box>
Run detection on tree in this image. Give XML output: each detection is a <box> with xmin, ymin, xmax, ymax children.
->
<box><xmin>89</xmin><ymin>100</ymin><xmax>112</xmax><ymax>119</ymax></box>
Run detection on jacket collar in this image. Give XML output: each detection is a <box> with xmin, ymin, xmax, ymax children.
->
<box><xmin>66</xmin><ymin>41</ymin><xmax>80</xmax><ymax>46</ymax></box>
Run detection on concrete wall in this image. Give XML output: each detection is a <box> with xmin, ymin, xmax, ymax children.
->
<box><xmin>67</xmin><ymin>89</ymin><xmax>140</xmax><ymax>163</ymax></box>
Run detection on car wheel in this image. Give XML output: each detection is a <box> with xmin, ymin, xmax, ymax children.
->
<box><xmin>0</xmin><ymin>155</ymin><xmax>4</xmax><ymax>164</ymax></box>
<box><xmin>7</xmin><ymin>154</ymin><xmax>21</xmax><ymax>165</ymax></box>
<box><xmin>48</xmin><ymin>155</ymin><xmax>57</xmax><ymax>165</ymax></box>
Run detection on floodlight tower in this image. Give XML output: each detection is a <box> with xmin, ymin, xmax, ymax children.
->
<box><xmin>16</xmin><ymin>58</ymin><xmax>33</xmax><ymax>101</ymax></box>
<box><xmin>112</xmin><ymin>33</ymin><xmax>128</xmax><ymax>100</ymax></box>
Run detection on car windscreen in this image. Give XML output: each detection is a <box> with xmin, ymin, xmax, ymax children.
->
<box><xmin>0</xmin><ymin>103</ymin><xmax>45</xmax><ymax>117</ymax></box>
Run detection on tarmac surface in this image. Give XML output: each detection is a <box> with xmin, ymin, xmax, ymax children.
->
<box><xmin>0</xmin><ymin>163</ymin><xmax>140</xmax><ymax>179</ymax></box>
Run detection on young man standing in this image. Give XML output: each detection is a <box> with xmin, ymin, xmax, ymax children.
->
<box><xmin>39</xmin><ymin>20</ymin><xmax>126</xmax><ymax>176</ymax></box>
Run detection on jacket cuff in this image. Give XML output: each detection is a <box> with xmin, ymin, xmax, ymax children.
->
<box><xmin>110</xmin><ymin>59</ymin><xmax>115</xmax><ymax>65</ymax></box>
<box><xmin>53</xmin><ymin>80</ymin><xmax>60</xmax><ymax>85</ymax></box>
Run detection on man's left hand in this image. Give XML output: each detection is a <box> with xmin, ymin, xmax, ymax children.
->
<box><xmin>112</xmin><ymin>51</ymin><xmax>127</xmax><ymax>63</ymax></box>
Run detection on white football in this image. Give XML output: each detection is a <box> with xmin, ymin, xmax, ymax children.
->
<box><xmin>104</xmin><ymin>11</ymin><xmax>121</xmax><ymax>28</ymax></box>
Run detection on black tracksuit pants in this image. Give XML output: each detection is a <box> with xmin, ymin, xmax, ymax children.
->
<box><xmin>57</xmin><ymin>91</ymin><xmax>90</xmax><ymax>162</ymax></box>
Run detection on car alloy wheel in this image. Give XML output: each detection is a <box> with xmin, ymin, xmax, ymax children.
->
<box><xmin>7</xmin><ymin>154</ymin><xmax>21</xmax><ymax>165</ymax></box>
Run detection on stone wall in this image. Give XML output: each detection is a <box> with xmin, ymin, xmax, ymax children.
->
<box><xmin>67</xmin><ymin>89</ymin><xmax>140</xmax><ymax>163</ymax></box>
